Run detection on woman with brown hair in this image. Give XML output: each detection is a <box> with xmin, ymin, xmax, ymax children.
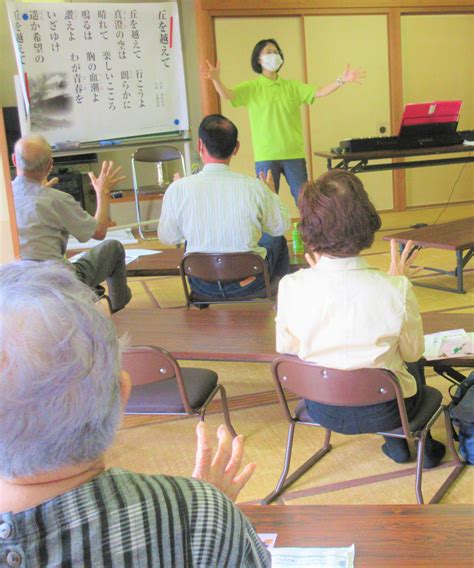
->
<box><xmin>275</xmin><ymin>169</ymin><xmax>445</xmax><ymax>466</ymax></box>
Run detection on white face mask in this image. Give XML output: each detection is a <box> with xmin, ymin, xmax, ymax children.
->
<box><xmin>260</xmin><ymin>53</ymin><xmax>283</xmax><ymax>72</ymax></box>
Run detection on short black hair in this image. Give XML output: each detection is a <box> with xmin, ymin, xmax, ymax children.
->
<box><xmin>251</xmin><ymin>38</ymin><xmax>284</xmax><ymax>74</ymax></box>
<box><xmin>198</xmin><ymin>114</ymin><xmax>238</xmax><ymax>159</ymax></box>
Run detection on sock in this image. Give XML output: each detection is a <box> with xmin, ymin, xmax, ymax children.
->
<box><xmin>381</xmin><ymin>440</ymin><xmax>411</xmax><ymax>464</ymax></box>
<box><xmin>423</xmin><ymin>436</ymin><xmax>446</xmax><ymax>469</ymax></box>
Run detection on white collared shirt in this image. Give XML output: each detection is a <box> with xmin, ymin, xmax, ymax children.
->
<box><xmin>276</xmin><ymin>256</ymin><xmax>424</xmax><ymax>397</ymax></box>
<box><xmin>158</xmin><ymin>164</ymin><xmax>290</xmax><ymax>258</ymax></box>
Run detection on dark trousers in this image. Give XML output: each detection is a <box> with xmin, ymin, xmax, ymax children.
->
<box><xmin>188</xmin><ymin>234</ymin><xmax>290</xmax><ymax>300</ymax></box>
<box><xmin>305</xmin><ymin>361</ymin><xmax>424</xmax><ymax>447</ymax></box>
<box><xmin>72</xmin><ymin>240</ymin><xmax>132</xmax><ymax>311</ymax></box>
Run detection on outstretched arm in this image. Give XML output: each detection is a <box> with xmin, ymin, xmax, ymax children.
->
<box><xmin>315</xmin><ymin>64</ymin><xmax>366</xmax><ymax>98</ymax></box>
<box><xmin>88</xmin><ymin>161</ymin><xmax>125</xmax><ymax>240</ymax></box>
<box><xmin>202</xmin><ymin>60</ymin><xmax>235</xmax><ymax>101</ymax></box>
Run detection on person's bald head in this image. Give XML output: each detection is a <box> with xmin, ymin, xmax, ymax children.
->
<box><xmin>13</xmin><ymin>135</ymin><xmax>53</xmax><ymax>180</ymax></box>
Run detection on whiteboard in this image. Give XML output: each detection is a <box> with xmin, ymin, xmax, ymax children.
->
<box><xmin>7</xmin><ymin>2</ymin><xmax>189</xmax><ymax>145</ymax></box>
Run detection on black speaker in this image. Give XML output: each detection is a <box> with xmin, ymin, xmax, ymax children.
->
<box><xmin>3</xmin><ymin>107</ymin><xmax>22</xmax><ymax>164</ymax></box>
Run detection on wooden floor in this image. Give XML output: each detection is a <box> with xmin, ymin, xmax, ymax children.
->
<box><xmin>105</xmin><ymin>203</ymin><xmax>474</xmax><ymax>505</ymax></box>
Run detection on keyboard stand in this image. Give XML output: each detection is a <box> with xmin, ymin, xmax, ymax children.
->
<box><xmin>315</xmin><ymin>144</ymin><xmax>474</xmax><ymax>174</ymax></box>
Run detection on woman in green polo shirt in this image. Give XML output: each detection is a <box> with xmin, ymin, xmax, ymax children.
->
<box><xmin>203</xmin><ymin>38</ymin><xmax>365</xmax><ymax>203</ymax></box>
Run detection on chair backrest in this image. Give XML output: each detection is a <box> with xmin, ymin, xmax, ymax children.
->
<box><xmin>272</xmin><ymin>355</ymin><xmax>411</xmax><ymax>435</ymax></box>
<box><xmin>180</xmin><ymin>252</ymin><xmax>269</xmax><ymax>282</ymax></box>
<box><xmin>273</xmin><ymin>355</ymin><xmax>400</xmax><ymax>406</ymax></box>
<box><xmin>132</xmin><ymin>145</ymin><xmax>184</xmax><ymax>163</ymax></box>
<box><xmin>122</xmin><ymin>345</ymin><xmax>192</xmax><ymax>412</ymax></box>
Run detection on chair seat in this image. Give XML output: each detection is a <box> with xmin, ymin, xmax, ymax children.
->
<box><xmin>295</xmin><ymin>385</ymin><xmax>443</xmax><ymax>434</ymax></box>
<box><xmin>126</xmin><ymin>368</ymin><xmax>218</xmax><ymax>414</ymax></box>
<box><xmin>385</xmin><ymin>385</ymin><xmax>443</xmax><ymax>435</ymax></box>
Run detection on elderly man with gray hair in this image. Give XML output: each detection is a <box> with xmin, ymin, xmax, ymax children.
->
<box><xmin>11</xmin><ymin>135</ymin><xmax>131</xmax><ymax>313</ymax></box>
<box><xmin>0</xmin><ymin>260</ymin><xmax>270</xmax><ymax>567</ymax></box>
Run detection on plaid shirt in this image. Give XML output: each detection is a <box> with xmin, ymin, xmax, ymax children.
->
<box><xmin>0</xmin><ymin>468</ymin><xmax>270</xmax><ymax>567</ymax></box>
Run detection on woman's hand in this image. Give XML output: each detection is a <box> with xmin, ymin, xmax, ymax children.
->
<box><xmin>388</xmin><ymin>239</ymin><xmax>422</xmax><ymax>278</ymax></box>
<box><xmin>202</xmin><ymin>60</ymin><xmax>221</xmax><ymax>82</ymax></box>
<box><xmin>305</xmin><ymin>250</ymin><xmax>321</xmax><ymax>267</ymax></box>
<box><xmin>192</xmin><ymin>422</ymin><xmax>256</xmax><ymax>502</ymax></box>
<box><xmin>341</xmin><ymin>64</ymin><xmax>366</xmax><ymax>85</ymax></box>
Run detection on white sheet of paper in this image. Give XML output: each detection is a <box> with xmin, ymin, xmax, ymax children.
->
<box><xmin>125</xmin><ymin>249</ymin><xmax>162</xmax><ymax>265</ymax></box>
<box><xmin>67</xmin><ymin>229</ymin><xmax>138</xmax><ymax>251</ymax></box>
<box><xmin>270</xmin><ymin>544</ymin><xmax>355</xmax><ymax>567</ymax></box>
<box><xmin>424</xmin><ymin>329</ymin><xmax>472</xmax><ymax>360</ymax></box>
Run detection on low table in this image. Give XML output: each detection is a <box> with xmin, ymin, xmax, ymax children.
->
<box><xmin>127</xmin><ymin>247</ymin><xmax>184</xmax><ymax>277</ymax></box>
<box><xmin>239</xmin><ymin>504</ymin><xmax>474</xmax><ymax>567</ymax></box>
<box><xmin>113</xmin><ymin>306</ymin><xmax>473</xmax><ymax>363</ymax></box>
<box><xmin>383</xmin><ymin>217</ymin><xmax>474</xmax><ymax>293</ymax></box>
<box><xmin>126</xmin><ymin>245</ymin><xmax>308</xmax><ymax>277</ymax></box>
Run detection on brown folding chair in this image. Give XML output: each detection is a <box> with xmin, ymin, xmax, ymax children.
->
<box><xmin>122</xmin><ymin>345</ymin><xmax>236</xmax><ymax>437</ymax></box>
<box><xmin>179</xmin><ymin>252</ymin><xmax>277</xmax><ymax>307</ymax></box>
<box><xmin>262</xmin><ymin>355</ymin><xmax>465</xmax><ymax>505</ymax></box>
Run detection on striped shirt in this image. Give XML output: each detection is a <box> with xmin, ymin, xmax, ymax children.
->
<box><xmin>0</xmin><ymin>468</ymin><xmax>270</xmax><ymax>567</ymax></box>
<box><xmin>158</xmin><ymin>163</ymin><xmax>290</xmax><ymax>259</ymax></box>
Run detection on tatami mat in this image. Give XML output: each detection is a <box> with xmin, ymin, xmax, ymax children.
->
<box><xmin>106</xmin><ymin>205</ymin><xmax>474</xmax><ymax>505</ymax></box>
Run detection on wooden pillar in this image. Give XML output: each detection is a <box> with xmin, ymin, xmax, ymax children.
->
<box><xmin>387</xmin><ymin>9</ymin><xmax>406</xmax><ymax>211</ymax></box>
<box><xmin>0</xmin><ymin>110</ymin><xmax>20</xmax><ymax>262</ymax></box>
<box><xmin>195</xmin><ymin>0</ymin><xmax>219</xmax><ymax>116</ymax></box>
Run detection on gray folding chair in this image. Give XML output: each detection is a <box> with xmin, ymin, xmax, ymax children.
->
<box><xmin>131</xmin><ymin>145</ymin><xmax>186</xmax><ymax>239</ymax></box>
<box><xmin>262</xmin><ymin>355</ymin><xmax>465</xmax><ymax>505</ymax></box>
<box><xmin>122</xmin><ymin>345</ymin><xmax>236</xmax><ymax>437</ymax></box>
<box><xmin>179</xmin><ymin>251</ymin><xmax>278</xmax><ymax>308</ymax></box>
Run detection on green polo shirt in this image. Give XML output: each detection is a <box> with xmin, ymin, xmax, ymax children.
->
<box><xmin>231</xmin><ymin>74</ymin><xmax>316</xmax><ymax>162</ymax></box>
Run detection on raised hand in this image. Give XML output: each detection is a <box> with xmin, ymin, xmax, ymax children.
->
<box><xmin>192</xmin><ymin>422</ymin><xmax>256</xmax><ymax>502</ymax></box>
<box><xmin>88</xmin><ymin>161</ymin><xmax>125</xmax><ymax>196</ymax></box>
<box><xmin>202</xmin><ymin>60</ymin><xmax>221</xmax><ymax>82</ymax></box>
<box><xmin>305</xmin><ymin>250</ymin><xmax>321</xmax><ymax>268</ymax></box>
<box><xmin>42</xmin><ymin>176</ymin><xmax>59</xmax><ymax>188</ymax></box>
<box><xmin>341</xmin><ymin>64</ymin><xmax>366</xmax><ymax>85</ymax></box>
<box><xmin>388</xmin><ymin>239</ymin><xmax>423</xmax><ymax>278</ymax></box>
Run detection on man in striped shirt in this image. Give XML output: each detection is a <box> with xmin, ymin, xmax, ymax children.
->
<box><xmin>159</xmin><ymin>114</ymin><xmax>290</xmax><ymax>299</ymax></box>
<box><xmin>0</xmin><ymin>261</ymin><xmax>270</xmax><ymax>567</ymax></box>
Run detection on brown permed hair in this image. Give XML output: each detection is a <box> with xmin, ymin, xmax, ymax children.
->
<box><xmin>298</xmin><ymin>170</ymin><xmax>381</xmax><ymax>257</ymax></box>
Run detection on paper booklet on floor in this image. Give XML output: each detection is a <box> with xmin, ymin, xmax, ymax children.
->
<box><xmin>424</xmin><ymin>329</ymin><xmax>474</xmax><ymax>360</ymax></box>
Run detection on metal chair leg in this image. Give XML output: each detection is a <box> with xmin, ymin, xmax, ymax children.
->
<box><xmin>429</xmin><ymin>409</ymin><xmax>466</xmax><ymax>504</ymax></box>
<box><xmin>199</xmin><ymin>384</ymin><xmax>237</xmax><ymax>439</ymax></box>
<box><xmin>415</xmin><ymin>431</ymin><xmax>427</xmax><ymax>504</ymax></box>
<box><xmin>217</xmin><ymin>384</ymin><xmax>237</xmax><ymax>438</ymax></box>
<box><xmin>262</xmin><ymin>426</ymin><xmax>332</xmax><ymax>505</ymax></box>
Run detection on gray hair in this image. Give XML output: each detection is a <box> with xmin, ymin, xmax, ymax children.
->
<box><xmin>14</xmin><ymin>135</ymin><xmax>52</xmax><ymax>172</ymax></box>
<box><xmin>0</xmin><ymin>261</ymin><xmax>124</xmax><ymax>479</ymax></box>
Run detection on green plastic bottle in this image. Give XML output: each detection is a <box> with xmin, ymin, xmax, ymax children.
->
<box><xmin>292</xmin><ymin>222</ymin><xmax>304</xmax><ymax>254</ymax></box>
